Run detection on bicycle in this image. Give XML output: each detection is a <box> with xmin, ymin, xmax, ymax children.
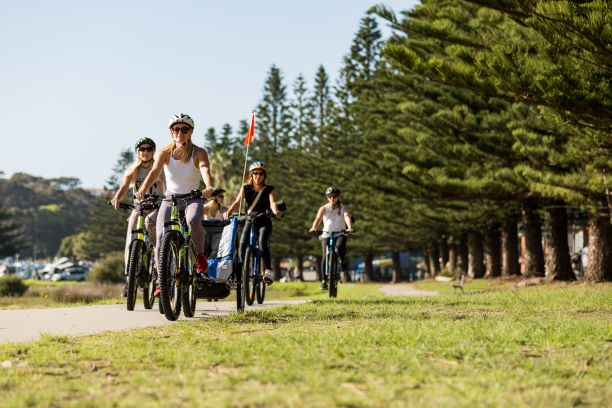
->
<box><xmin>315</xmin><ymin>231</ymin><xmax>348</xmax><ymax>298</ymax></box>
<box><xmin>240</xmin><ymin>210</ymin><xmax>279</xmax><ymax>306</ymax></box>
<box><xmin>158</xmin><ymin>190</ymin><xmax>202</xmax><ymax>321</ymax></box>
<box><xmin>109</xmin><ymin>195</ymin><xmax>162</xmax><ymax>311</ymax></box>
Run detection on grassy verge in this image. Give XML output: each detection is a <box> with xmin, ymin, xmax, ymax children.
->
<box><xmin>0</xmin><ymin>282</ymin><xmax>123</xmax><ymax>309</ymax></box>
<box><xmin>0</xmin><ymin>282</ymin><xmax>610</xmax><ymax>406</ymax></box>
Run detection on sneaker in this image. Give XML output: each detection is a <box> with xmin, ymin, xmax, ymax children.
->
<box><xmin>121</xmin><ymin>284</ymin><xmax>128</xmax><ymax>298</ymax></box>
<box><xmin>195</xmin><ymin>272</ymin><xmax>212</xmax><ymax>288</ymax></box>
<box><xmin>320</xmin><ymin>281</ymin><xmax>328</xmax><ymax>290</ymax></box>
<box><xmin>153</xmin><ymin>285</ymin><xmax>161</xmax><ymax>297</ymax></box>
<box><xmin>263</xmin><ymin>269</ymin><xmax>274</xmax><ymax>285</ymax></box>
<box><xmin>196</xmin><ymin>254</ymin><xmax>208</xmax><ymax>273</ymax></box>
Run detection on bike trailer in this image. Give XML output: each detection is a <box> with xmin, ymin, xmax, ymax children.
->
<box><xmin>202</xmin><ymin>218</ymin><xmax>239</xmax><ymax>283</ymax></box>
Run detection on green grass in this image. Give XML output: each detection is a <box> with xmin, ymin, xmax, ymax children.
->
<box><xmin>0</xmin><ymin>282</ymin><xmax>124</xmax><ymax>309</ymax></box>
<box><xmin>0</xmin><ymin>282</ymin><xmax>610</xmax><ymax>407</ymax></box>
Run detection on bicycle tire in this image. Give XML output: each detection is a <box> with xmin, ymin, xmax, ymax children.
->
<box><xmin>328</xmin><ymin>251</ymin><xmax>337</xmax><ymax>298</ymax></box>
<box><xmin>236</xmin><ymin>255</ymin><xmax>245</xmax><ymax>312</ymax></box>
<box><xmin>256</xmin><ymin>259</ymin><xmax>265</xmax><ymax>304</ymax></box>
<box><xmin>242</xmin><ymin>247</ymin><xmax>255</xmax><ymax>306</ymax></box>
<box><xmin>159</xmin><ymin>232</ymin><xmax>182</xmax><ymax>321</ymax></box>
<box><xmin>126</xmin><ymin>240</ymin><xmax>143</xmax><ymax>311</ymax></box>
<box><xmin>143</xmin><ymin>251</ymin><xmax>155</xmax><ymax>309</ymax></box>
<box><xmin>182</xmin><ymin>242</ymin><xmax>197</xmax><ymax>317</ymax></box>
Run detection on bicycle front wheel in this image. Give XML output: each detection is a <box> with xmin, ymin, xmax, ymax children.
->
<box><xmin>242</xmin><ymin>247</ymin><xmax>255</xmax><ymax>306</ymax></box>
<box><xmin>256</xmin><ymin>259</ymin><xmax>265</xmax><ymax>304</ymax></box>
<box><xmin>328</xmin><ymin>251</ymin><xmax>338</xmax><ymax>298</ymax></box>
<box><xmin>181</xmin><ymin>242</ymin><xmax>197</xmax><ymax>318</ymax></box>
<box><xmin>159</xmin><ymin>232</ymin><xmax>182</xmax><ymax>321</ymax></box>
<box><xmin>143</xmin><ymin>250</ymin><xmax>156</xmax><ymax>309</ymax></box>
<box><xmin>126</xmin><ymin>240</ymin><xmax>143</xmax><ymax>311</ymax></box>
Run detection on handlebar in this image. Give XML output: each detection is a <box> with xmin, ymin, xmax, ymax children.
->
<box><xmin>311</xmin><ymin>230</ymin><xmax>352</xmax><ymax>238</ymax></box>
<box><xmin>165</xmin><ymin>190</ymin><xmax>202</xmax><ymax>201</ymax></box>
<box><xmin>108</xmin><ymin>194</ymin><xmax>163</xmax><ymax>211</ymax></box>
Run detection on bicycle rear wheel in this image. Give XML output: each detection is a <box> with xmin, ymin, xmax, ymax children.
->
<box><xmin>159</xmin><ymin>232</ymin><xmax>182</xmax><ymax>321</ymax></box>
<box><xmin>126</xmin><ymin>240</ymin><xmax>143</xmax><ymax>311</ymax></box>
<box><xmin>181</xmin><ymin>242</ymin><xmax>197</xmax><ymax>317</ymax></box>
<box><xmin>242</xmin><ymin>247</ymin><xmax>255</xmax><ymax>306</ymax></box>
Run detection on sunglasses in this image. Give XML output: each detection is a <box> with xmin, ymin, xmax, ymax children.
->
<box><xmin>327</xmin><ymin>195</ymin><xmax>338</xmax><ymax>199</ymax></box>
<box><xmin>216</xmin><ymin>195</ymin><xmax>225</xmax><ymax>199</ymax></box>
<box><xmin>138</xmin><ymin>146</ymin><xmax>154</xmax><ymax>152</ymax></box>
<box><xmin>172</xmin><ymin>126</ymin><xmax>192</xmax><ymax>134</ymax></box>
<box><xmin>252</xmin><ymin>172</ymin><xmax>265</xmax><ymax>176</ymax></box>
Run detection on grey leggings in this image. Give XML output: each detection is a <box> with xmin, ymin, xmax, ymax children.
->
<box><xmin>155</xmin><ymin>198</ymin><xmax>204</xmax><ymax>271</ymax></box>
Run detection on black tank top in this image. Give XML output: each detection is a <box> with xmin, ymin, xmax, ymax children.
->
<box><xmin>244</xmin><ymin>184</ymin><xmax>274</xmax><ymax>215</ymax></box>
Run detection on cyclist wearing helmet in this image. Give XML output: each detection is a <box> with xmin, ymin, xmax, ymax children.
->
<box><xmin>136</xmin><ymin>113</ymin><xmax>214</xmax><ymax>292</ymax></box>
<box><xmin>309</xmin><ymin>187</ymin><xmax>353</xmax><ymax>290</ymax></box>
<box><xmin>111</xmin><ymin>137</ymin><xmax>165</xmax><ymax>296</ymax></box>
<box><xmin>225</xmin><ymin>161</ymin><xmax>283</xmax><ymax>284</ymax></box>
<box><xmin>204</xmin><ymin>188</ymin><xmax>227</xmax><ymax>221</ymax></box>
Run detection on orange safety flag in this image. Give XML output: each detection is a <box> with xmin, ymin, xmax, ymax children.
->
<box><xmin>243</xmin><ymin>112</ymin><xmax>255</xmax><ymax>145</ymax></box>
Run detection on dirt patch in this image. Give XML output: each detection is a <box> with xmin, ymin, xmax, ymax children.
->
<box><xmin>378</xmin><ymin>284</ymin><xmax>438</xmax><ymax>297</ymax></box>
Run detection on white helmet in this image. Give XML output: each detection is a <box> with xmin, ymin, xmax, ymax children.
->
<box><xmin>168</xmin><ymin>113</ymin><xmax>194</xmax><ymax>129</ymax></box>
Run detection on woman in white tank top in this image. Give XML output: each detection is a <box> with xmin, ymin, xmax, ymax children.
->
<box><xmin>309</xmin><ymin>186</ymin><xmax>354</xmax><ymax>289</ymax></box>
<box><xmin>204</xmin><ymin>188</ymin><xmax>227</xmax><ymax>221</ymax></box>
<box><xmin>136</xmin><ymin>114</ymin><xmax>215</xmax><ymax>292</ymax></box>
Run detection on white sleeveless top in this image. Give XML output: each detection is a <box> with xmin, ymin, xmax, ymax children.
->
<box><xmin>132</xmin><ymin>165</ymin><xmax>164</xmax><ymax>203</ymax></box>
<box><xmin>204</xmin><ymin>205</ymin><xmax>226</xmax><ymax>221</ymax></box>
<box><xmin>165</xmin><ymin>150</ymin><xmax>200</xmax><ymax>194</ymax></box>
<box><xmin>322</xmin><ymin>203</ymin><xmax>346</xmax><ymax>237</ymax></box>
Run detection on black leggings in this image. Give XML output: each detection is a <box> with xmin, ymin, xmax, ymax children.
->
<box><xmin>321</xmin><ymin>235</ymin><xmax>347</xmax><ymax>276</ymax></box>
<box><xmin>240</xmin><ymin>218</ymin><xmax>272</xmax><ymax>270</ymax></box>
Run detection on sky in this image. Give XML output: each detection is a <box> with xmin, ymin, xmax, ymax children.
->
<box><xmin>0</xmin><ymin>0</ymin><xmax>419</xmax><ymax>188</ymax></box>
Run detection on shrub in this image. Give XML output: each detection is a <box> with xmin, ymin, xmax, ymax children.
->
<box><xmin>51</xmin><ymin>283</ymin><xmax>122</xmax><ymax>303</ymax></box>
<box><xmin>0</xmin><ymin>275</ymin><xmax>29</xmax><ymax>297</ymax></box>
<box><xmin>88</xmin><ymin>251</ymin><xmax>125</xmax><ymax>284</ymax></box>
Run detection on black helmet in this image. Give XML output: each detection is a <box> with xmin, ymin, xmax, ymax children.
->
<box><xmin>211</xmin><ymin>188</ymin><xmax>226</xmax><ymax>197</ymax></box>
<box><xmin>135</xmin><ymin>137</ymin><xmax>156</xmax><ymax>151</ymax></box>
<box><xmin>325</xmin><ymin>186</ymin><xmax>340</xmax><ymax>196</ymax></box>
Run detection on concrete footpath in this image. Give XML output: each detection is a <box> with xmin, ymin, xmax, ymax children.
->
<box><xmin>378</xmin><ymin>283</ymin><xmax>438</xmax><ymax>297</ymax></box>
<box><xmin>0</xmin><ymin>300</ymin><xmax>307</xmax><ymax>344</ymax></box>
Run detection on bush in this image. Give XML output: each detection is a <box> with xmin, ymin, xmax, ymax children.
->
<box><xmin>0</xmin><ymin>275</ymin><xmax>29</xmax><ymax>296</ymax></box>
<box><xmin>88</xmin><ymin>251</ymin><xmax>125</xmax><ymax>283</ymax></box>
<box><xmin>51</xmin><ymin>283</ymin><xmax>122</xmax><ymax>303</ymax></box>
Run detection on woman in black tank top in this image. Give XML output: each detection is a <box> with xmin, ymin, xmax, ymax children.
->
<box><xmin>225</xmin><ymin>161</ymin><xmax>283</xmax><ymax>284</ymax></box>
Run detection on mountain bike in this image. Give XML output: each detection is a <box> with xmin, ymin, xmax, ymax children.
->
<box><xmin>240</xmin><ymin>210</ymin><xmax>279</xmax><ymax>306</ymax></box>
<box><xmin>110</xmin><ymin>195</ymin><xmax>162</xmax><ymax>311</ymax></box>
<box><xmin>315</xmin><ymin>231</ymin><xmax>348</xmax><ymax>298</ymax></box>
<box><xmin>158</xmin><ymin>190</ymin><xmax>202</xmax><ymax>321</ymax></box>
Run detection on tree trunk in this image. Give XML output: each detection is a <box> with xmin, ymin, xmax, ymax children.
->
<box><xmin>438</xmin><ymin>236</ymin><xmax>449</xmax><ymax>271</ymax></box>
<box><xmin>295</xmin><ymin>255</ymin><xmax>304</xmax><ymax>281</ymax></box>
<box><xmin>468</xmin><ymin>231</ymin><xmax>485</xmax><ymax>278</ymax></box>
<box><xmin>423</xmin><ymin>252</ymin><xmax>431</xmax><ymax>279</ymax></box>
<box><xmin>364</xmin><ymin>253</ymin><xmax>375</xmax><ymax>282</ymax></box>
<box><xmin>522</xmin><ymin>197</ymin><xmax>545</xmax><ymax>277</ymax></box>
<box><xmin>428</xmin><ymin>245</ymin><xmax>441</xmax><ymax>277</ymax></box>
<box><xmin>502</xmin><ymin>215</ymin><xmax>520</xmax><ymax>276</ymax></box>
<box><xmin>456</xmin><ymin>236</ymin><xmax>468</xmax><ymax>278</ymax></box>
<box><xmin>584</xmin><ymin>211</ymin><xmax>612</xmax><ymax>282</ymax></box>
<box><xmin>315</xmin><ymin>255</ymin><xmax>323</xmax><ymax>281</ymax></box>
<box><xmin>391</xmin><ymin>251</ymin><xmax>403</xmax><ymax>283</ymax></box>
<box><xmin>448</xmin><ymin>236</ymin><xmax>458</xmax><ymax>275</ymax></box>
<box><xmin>544</xmin><ymin>202</ymin><xmax>575</xmax><ymax>280</ymax></box>
<box><xmin>273</xmin><ymin>257</ymin><xmax>282</xmax><ymax>281</ymax></box>
<box><xmin>484</xmin><ymin>223</ymin><xmax>501</xmax><ymax>278</ymax></box>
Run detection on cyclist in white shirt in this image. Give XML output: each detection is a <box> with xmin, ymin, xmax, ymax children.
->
<box><xmin>309</xmin><ymin>187</ymin><xmax>354</xmax><ymax>289</ymax></box>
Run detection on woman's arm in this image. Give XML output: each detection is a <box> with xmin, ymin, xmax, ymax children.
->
<box><xmin>343</xmin><ymin>207</ymin><xmax>354</xmax><ymax>232</ymax></box>
<box><xmin>269</xmin><ymin>189</ymin><xmax>282</xmax><ymax>218</ymax></box>
<box><xmin>195</xmin><ymin>147</ymin><xmax>214</xmax><ymax>198</ymax></box>
<box><xmin>224</xmin><ymin>186</ymin><xmax>244</xmax><ymax>219</ymax></box>
<box><xmin>136</xmin><ymin>151</ymin><xmax>167</xmax><ymax>200</ymax></box>
<box><xmin>111</xmin><ymin>164</ymin><xmax>137</xmax><ymax>209</ymax></box>
<box><xmin>309</xmin><ymin>206</ymin><xmax>325</xmax><ymax>232</ymax></box>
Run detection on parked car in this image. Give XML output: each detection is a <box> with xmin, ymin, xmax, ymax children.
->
<box><xmin>51</xmin><ymin>266</ymin><xmax>88</xmax><ymax>282</ymax></box>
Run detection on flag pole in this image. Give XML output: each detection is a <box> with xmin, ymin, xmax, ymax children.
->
<box><xmin>237</xmin><ymin>142</ymin><xmax>250</xmax><ymax>217</ymax></box>
<box><xmin>238</xmin><ymin>111</ymin><xmax>255</xmax><ymax>218</ymax></box>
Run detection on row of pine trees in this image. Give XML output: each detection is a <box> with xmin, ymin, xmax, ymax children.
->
<box><xmin>203</xmin><ymin>0</ymin><xmax>611</xmax><ymax>282</ymax></box>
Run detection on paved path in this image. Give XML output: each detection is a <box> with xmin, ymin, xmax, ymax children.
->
<box><xmin>378</xmin><ymin>283</ymin><xmax>438</xmax><ymax>297</ymax></box>
<box><xmin>0</xmin><ymin>300</ymin><xmax>307</xmax><ymax>344</ymax></box>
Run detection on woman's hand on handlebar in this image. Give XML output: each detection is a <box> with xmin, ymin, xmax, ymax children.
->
<box><xmin>202</xmin><ymin>187</ymin><xmax>213</xmax><ymax>199</ymax></box>
<box><xmin>110</xmin><ymin>196</ymin><xmax>120</xmax><ymax>210</ymax></box>
<box><xmin>134</xmin><ymin>190</ymin><xmax>145</xmax><ymax>201</ymax></box>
